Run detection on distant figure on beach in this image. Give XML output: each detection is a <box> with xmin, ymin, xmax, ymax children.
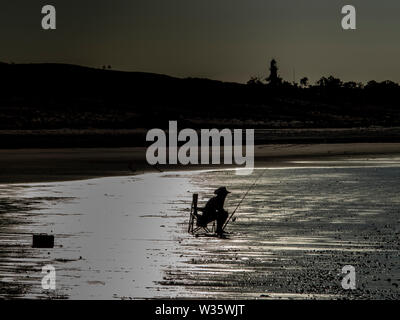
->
<box><xmin>197</xmin><ymin>187</ymin><xmax>230</xmax><ymax>237</ymax></box>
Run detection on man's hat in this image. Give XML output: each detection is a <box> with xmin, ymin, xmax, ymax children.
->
<box><xmin>214</xmin><ymin>186</ymin><xmax>231</xmax><ymax>195</ymax></box>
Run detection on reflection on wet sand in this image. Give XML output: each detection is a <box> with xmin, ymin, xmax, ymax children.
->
<box><xmin>1</xmin><ymin>156</ymin><xmax>400</xmax><ymax>299</ymax></box>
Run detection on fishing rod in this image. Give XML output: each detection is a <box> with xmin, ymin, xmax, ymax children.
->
<box><xmin>222</xmin><ymin>168</ymin><xmax>266</xmax><ymax>231</ymax></box>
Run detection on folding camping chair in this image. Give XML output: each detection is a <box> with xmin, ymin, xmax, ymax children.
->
<box><xmin>188</xmin><ymin>193</ymin><xmax>215</xmax><ymax>235</ymax></box>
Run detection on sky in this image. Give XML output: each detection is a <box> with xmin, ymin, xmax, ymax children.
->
<box><xmin>1</xmin><ymin>0</ymin><xmax>400</xmax><ymax>84</ymax></box>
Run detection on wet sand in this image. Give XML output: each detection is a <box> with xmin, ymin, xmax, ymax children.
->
<box><xmin>1</xmin><ymin>143</ymin><xmax>400</xmax><ymax>183</ymax></box>
<box><xmin>1</xmin><ymin>155</ymin><xmax>400</xmax><ymax>299</ymax></box>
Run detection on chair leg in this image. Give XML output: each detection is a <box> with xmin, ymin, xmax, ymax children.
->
<box><xmin>188</xmin><ymin>214</ymin><xmax>193</xmax><ymax>233</ymax></box>
<box><xmin>188</xmin><ymin>193</ymin><xmax>198</xmax><ymax>234</ymax></box>
<box><xmin>192</xmin><ymin>226</ymin><xmax>202</xmax><ymax>233</ymax></box>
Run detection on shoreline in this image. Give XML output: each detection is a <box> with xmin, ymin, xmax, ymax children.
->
<box><xmin>1</xmin><ymin>143</ymin><xmax>400</xmax><ymax>184</ymax></box>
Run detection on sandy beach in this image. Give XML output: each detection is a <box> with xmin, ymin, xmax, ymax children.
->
<box><xmin>1</xmin><ymin>144</ymin><xmax>400</xmax><ymax>299</ymax></box>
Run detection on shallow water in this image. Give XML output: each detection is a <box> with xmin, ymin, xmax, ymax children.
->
<box><xmin>1</xmin><ymin>156</ymin><xmax>400</xmax><ymax>299</ymax></box>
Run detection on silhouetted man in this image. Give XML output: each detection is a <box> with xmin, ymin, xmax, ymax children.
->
<box><xmin>197</xmin><ymin>187</ymin><xmax>230</xmax><ymax>237</ymax></box>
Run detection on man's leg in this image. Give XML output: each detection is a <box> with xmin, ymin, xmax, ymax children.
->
<box><xmin>216</xmin><ymin>210</ymin><xmax>228</xmax><ymax>235</ymax></box>
<box><xmin>197</xmin><ymin>213</ymin><xmax>216</xmax><ymax>228</ymax></box>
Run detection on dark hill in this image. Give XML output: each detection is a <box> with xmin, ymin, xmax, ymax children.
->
<box><xmin>1</xmin><ymin>62</ymin><xmax>400</xmax><ymax>133</ymax></box>
<box><xmin>0</xmin><ymin>63</ymin><xmax>252</xmax><ymax>130</ymax></box>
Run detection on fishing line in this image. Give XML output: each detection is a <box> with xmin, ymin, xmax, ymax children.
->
<box><xmin>222</xmin><ymin>168</ymin><xmax>266</xmax><ymax>231</ymax></box>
